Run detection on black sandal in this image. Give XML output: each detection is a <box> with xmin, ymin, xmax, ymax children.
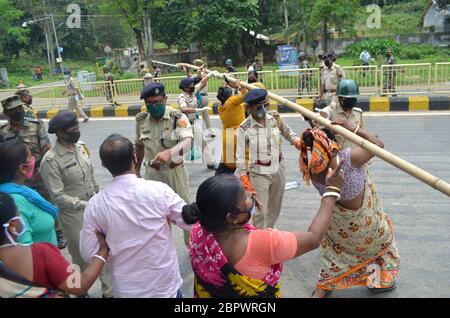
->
<box><xmin>368</xmin><ymin>280</ymin><xmax>397</xmax><ymax>293</ymax></box>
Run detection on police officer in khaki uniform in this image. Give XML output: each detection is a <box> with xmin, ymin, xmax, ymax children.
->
<box><xmin>15</xmin><ymin>88</ymin><xmax>35</xmax><ymax>118</ymax></box>
<box><xmin>63</xmin><ymin>70</ymin><xmax>89</xmax><ymax>122</ymax></box>
<box><xmin>236</xmin><ymin>89</ymin><xmax>302</xmax><ymax>229</ymax></box>
<box><xmin>40</xmin><ymin>110</ymin><xmax>112</xmax><ymax>297</ymax></box>
<box><xmin>319</xmin><ymin>51</ymin><xmax>345</xmax><ymax>105</ymax></box>
<box><xmin>136</xmin><ymin>83</ymin><xmax>194</xmax><ymax>205</ymax></box>
<box><xmin>318</xmin><ymin>79</ymin><xmax>364</xmax><ymax>150</ymax></box>
<box><xmin>177</xmin><ymin>77</ymin><xmax>217</xmax><ymax>170</ymax></box>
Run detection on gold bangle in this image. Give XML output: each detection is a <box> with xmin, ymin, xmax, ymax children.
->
<box><xmin>325</xmin><ymin>186</ymin><xmax>341</xmax><ymax>193</ymax></box>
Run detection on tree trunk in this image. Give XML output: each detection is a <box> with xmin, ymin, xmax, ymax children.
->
<box><xmin>146</xmin><ymin>16</ymin><xmax>154</xmax><ymax>59</ymax></box>
<box><xmin>143</xmin><ymin>12</ymin><xmax>155</xmax><ymax>60</ymax></box>
<box><xmin>322</xmin><ymin>19</ymin><xmax>328</xmax><ymax>52</ymax></box>
<box><xmin>133</xmin><ymin>28</ymin><xmax>145</xmax><ymax>62</ymax></box>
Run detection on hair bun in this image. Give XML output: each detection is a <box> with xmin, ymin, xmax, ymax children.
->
<box><xmin>181</xmin><ymin>203</ymin><xmax>202</xmax><ymax>225</ymax></box>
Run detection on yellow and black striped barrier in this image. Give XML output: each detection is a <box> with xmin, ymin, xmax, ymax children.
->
<box><xmin>1</xmin><ymin>96</ymin><xmax>448</xmax><ymax>120</ymax></box>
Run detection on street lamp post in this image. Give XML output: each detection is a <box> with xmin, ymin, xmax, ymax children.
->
<box><xmin>22</xmin><ymin>14</ymin><xmax>63</xmax><ymax>74</ymax></box>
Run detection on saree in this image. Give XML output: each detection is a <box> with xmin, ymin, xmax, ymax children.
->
<box><xmin>189</xmin><ymin>222</ymin><xmax>282</xmax><ymax>298</ymax></box>
<box><xmin>317</xmin><ymin>168</ymin><xmax>400</xmax><ymax>291</ymax></box>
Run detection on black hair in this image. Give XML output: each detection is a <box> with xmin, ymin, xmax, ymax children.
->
<box><xmin>248</xmin><ymin>70</ymin><xmax>259</xmax><ymax>78</ymax></box>
<box><xmin>302</xmin><ymin>128</ymin><xmax>337</xmax><ymax>149</ymax></box>
<box><xmin>0</xmin><ymin>140</ymin><xmax>28</xmax><ymax>183</ymax></box>
<box><xmin>217</xmin><ymin>87</ymin><xmax>233</xmax><ymax>103</ymax></box>
<box><xmin>182</xmin><ymin>175</ymin><xmax>246</xmax><ymax>233</ymax></box>
<box><xmin>0</xmin><ymin>193</ymin><xmax>18</xmax><ymax>243</ymax></box>
<box><xmin>99</xmin><ymin>134</ymin><xmax>134</xmax><ymax>176</ymax></box>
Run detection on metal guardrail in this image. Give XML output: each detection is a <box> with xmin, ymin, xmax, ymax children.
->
<box><xmin>1</xmin><ymin>63</ymin><xmax>449</xmax><ymax>111</ymax></box>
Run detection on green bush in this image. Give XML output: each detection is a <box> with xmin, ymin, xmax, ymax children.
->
<box><xmin>346</xmin><ymin>38</ymin><xmax>401</xmax><ymax>57</ymax></box>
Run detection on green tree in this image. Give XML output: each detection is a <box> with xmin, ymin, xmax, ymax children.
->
<box><xmin>151</xmin><ymin>0</ymin><xmax>260</xmax><ymax>61</ymax></box>
<box><xmin>310</xmin><ymin>0</ymin><xmax>359</xmax><ymax>52</ymax></box>
<box><xmin>0</xmin><ymin>0</ymin><xmax>29</xmax><ymax>62</ymax></box>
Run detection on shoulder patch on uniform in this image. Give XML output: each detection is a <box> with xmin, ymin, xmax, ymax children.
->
<box><xmin>353</xmin><ymin>107</ymin><xmax>363</xmax><ymax>113</ymax></box>
<box><xmin>240</xmin><ymin>118</ymin><xmax>251</xmax><ymax>130</ymax></box>
<box><xmin>135</xmin><ymin>111</ymin><xmax>148</xmax><ymax>122</ymax></box>
<box><xmin>178</xmin><ymin>118</ymin><xmax>189</xmax><ymax>128</ymax></box>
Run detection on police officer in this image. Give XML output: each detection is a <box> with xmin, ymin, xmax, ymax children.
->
<box><xmin>15</xmin><ymin>87</ymin><xmax>35</xmax><ymax>118</ymax></box>
<box><xmin>177</xmin><ymin>77</ymin><xmax>217</xmax><ymax>170</ymax></box>
<box><xmin>298</xmin><ymin>52</ymin><xmax>312</xmax><ymax>93</ymax></box>
<box><xmin>318</xmin><ymin>51</ymin><xmax>345</xmax><ymax>105</ymax></box>
<box><xmin>40</xmin><ymin>110</ymin><xmax>112</xmax><ymax>297</ymax></box>
<box><xmin>136</xmin><ymin>83</ymin><xmax>195</xmax><ymax>245</ymax></box>
<box><xmin>136</xmin><ymin>83</ymin><xmax>194</xmax><ymax>205</ymax></box>
<box><xmin>318</xmin><ymin>79</ymin><xmax>364</xmax><ymax>150</ymax></box>
<box><xmin>236</xmin><ymin>89</ymin><xmax>302</xmax><ymax>229</ymax></box>
<box><xmin>63</xmin><ymin>70</ymin><xmax>89</xmax><ymax>122</ymax></box>
<box><xmin>383</xmin><ymin>48</ymin><xmax>397</xmax><ymax>96</ymax></box>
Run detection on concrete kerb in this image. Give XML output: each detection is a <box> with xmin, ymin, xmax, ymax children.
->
<box><xmin>1</xmin><ymin>96</ymin><xmax>449</xmax><ymax>120</ymax></box>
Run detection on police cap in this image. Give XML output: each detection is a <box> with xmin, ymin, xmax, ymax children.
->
<box><xmin>244</xmin><ymin>89</ymin><xmax>268</xmax><ymax>106</ymax></box>
<box><xmin>178</xmin><ymin>77</ymin><xmax>195</xmax><ymax>90</ymax></box>
<box><xmin>140</xmin><ymin>83</ymin><xmax>165</xmax><ymax>99</ymax></box>
<box><xmin>1</xmin><ymin>95</ymin><xmax>23</xmax><ymax>111</ymax></box>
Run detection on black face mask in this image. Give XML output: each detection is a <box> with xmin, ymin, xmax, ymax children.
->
<box><xmin>186</xmin><ymin>87</ymin><xmax>195</xmax><ymax>94</ymax></box>
<box><xmin>341</xmin><ymin>98</ymin><xmax>357</xmax><ymax>110</ymax></box>
<box><xmin>63</xmin><ymin>131</ymin><xmax>81</xmax><ymax>144</ymax></box>
<box><xmin>9</xmin><ymin>110</ymin><xmax>25</xmax><ymax>122</ymax></box>
<box><xmin>248</xmin><ymin>78</ymin><xmax>258</xmax><ymax>83</ymax></box>
<box><xmin>26</xmin><ymin>97</ymin><xmax>33</xmax><ymax>105</ymax></box>
<box><xmin>324</xmin><ymin>60</ymin><xmax>331</xmax><ymax>67</ymax></box>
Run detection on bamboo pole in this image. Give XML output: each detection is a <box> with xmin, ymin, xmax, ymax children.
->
<box><xmin>155</xmin><ymin>61</ymin><xmax>450</xmax><ymax>197</ymax></box>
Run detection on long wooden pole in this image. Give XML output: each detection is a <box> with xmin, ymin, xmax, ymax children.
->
<box><xmin>163</xmin><ymin>61</ymin><xmax>450</xmax><ymax>197</ymax></box>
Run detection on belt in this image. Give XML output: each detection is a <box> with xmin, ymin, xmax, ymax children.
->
<box><xmin>325</xmin><ymin>89</ymin><xmax>336</xmax><ymax>93</ymax></box>
<box><xmin>145</xmin><ymin>160</ymin><xmax>183</xmax><ymax>170</ymax></box>
<box><xmin>255</xmin><ymin>153</ymin><xmax>283</xmax><ymax>166</ymax></box>
<box><xmin>200</xmin><ymin>93</ymin><xmax>208</xmax><ymax>96</ymax></box>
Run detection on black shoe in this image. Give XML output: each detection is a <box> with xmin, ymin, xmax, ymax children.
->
<box><xmin>56</xmin><ymin>230</ymin><xmax>67</xmax><ymax>250</ymax></box>
<box><xmin>207</xmin><ymin>164</ymin><xmax>217</xmax><ymax>171</ymax></box>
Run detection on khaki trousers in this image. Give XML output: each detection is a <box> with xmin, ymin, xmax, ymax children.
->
<box><xmin>250</xmin><ymin>160</ymin><xmax>286</xmax><ymax>229</ymax></box>
<box><xmin>68</xmin><ymin>97</ymin><xmax>89</xmax><ymax>120</ymax></box>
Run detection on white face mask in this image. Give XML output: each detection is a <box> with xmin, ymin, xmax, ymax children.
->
<box><xmin>1</xmin><ymin>216</ymin><xmax>26</xmax><ymax>248</ymax></box>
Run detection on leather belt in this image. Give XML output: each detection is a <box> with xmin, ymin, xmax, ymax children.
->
<box><xmin>145</xmin><ymin>160</ymin><xmax>183</xmax><ymax>170</ymax></box>
<box><xmin>255</xmin><ymin>153</ymin><xmax>283</xmax><ymax>166</ymax></box>
<box><xmin>325</xmin><ymin>89</ymin><xmax>336</xmax><ymax>93</ymax></box>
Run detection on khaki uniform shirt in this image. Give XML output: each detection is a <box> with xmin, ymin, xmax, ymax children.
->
<box><xmin>322</xmin><ymin>99</ymin><xmax>364</xmax><ymax>149</ymax></box>
<box><xmin>40</xmin><ymin>141</ymin><xmax>99</xmax><ymax>213</ymax></box>
<box><xmin>135</xmin><ymin>107</ymin><xmax>193</xmax><ymax>170</ymax></box>
<box><xmin>66</xmin><ymin>77</ymin><xmax>78</xmax><ymax>96</ymax></box>
<box><xmin>236</xmin><ymin>111</ymin><xmax>298</xmax><ymax>176</ymax></box>
<box><xmin>0</xmin><ymin>118</ymin><xmax>51</xmax><ymax>167</ymax></box>
<box><xmin>321</xmin><ymin>63</ymin><xmax>345</xmax><ymax>92</ymax></box>
<box><xmin>177</xmin><ymin>90</ymin><xmax>200</xmax><ymax>124</ymax></box>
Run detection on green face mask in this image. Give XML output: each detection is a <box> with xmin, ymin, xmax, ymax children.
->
<box><xmin>146</xmin><ymin>102</ymin><xmax>166</xmax><ymax>119</ymax></box>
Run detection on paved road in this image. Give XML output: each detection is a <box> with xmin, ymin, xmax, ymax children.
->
<box><xmin>30</xmin><ymin>112</ymin><xmax>450</xmax><ymax>298</ymax></box>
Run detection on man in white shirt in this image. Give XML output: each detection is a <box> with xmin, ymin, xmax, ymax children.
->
<box><xmin>80</xmin><ymin>134</ymin><xmax>192</xmax><ymax>298</ymax></box>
